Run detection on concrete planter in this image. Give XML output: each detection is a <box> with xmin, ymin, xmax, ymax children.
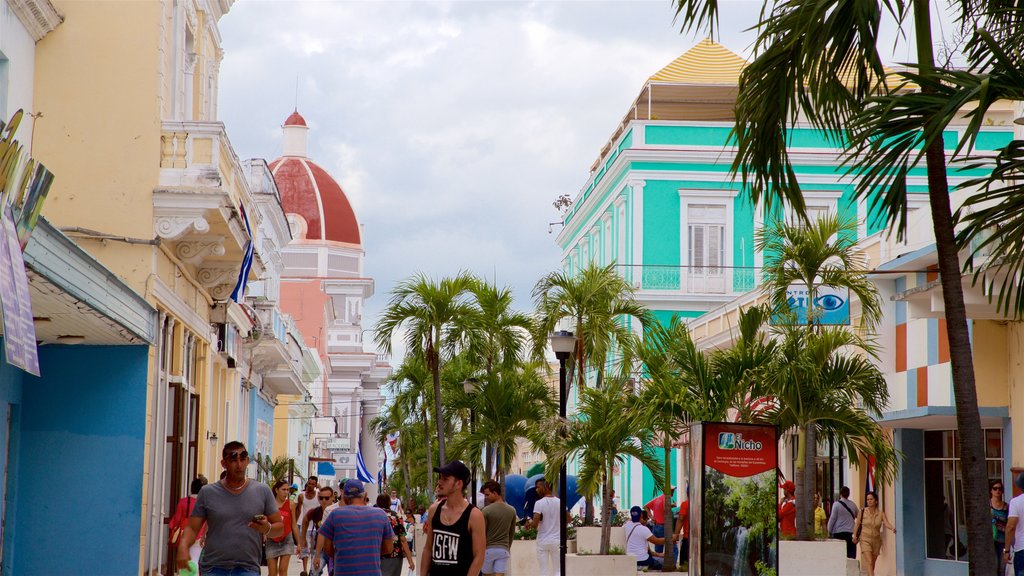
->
<box><xmin>568</xmin><ymin>553</ymin><xmax>638</xmax><ymax>575</ymax></box>
<box><xmin>510</xmin><ymin>539</ymin><xmax>537</xmax><ymax>576</ymax></box>
<box><xmin>575</xmin><ymin>525</ymin><xmax>626</xmax><ymax>554</ymax></box>
<box><xmin>779</xmin><ymin>539</ymin><xmax>851</xmax><ymax>576</ymax></box>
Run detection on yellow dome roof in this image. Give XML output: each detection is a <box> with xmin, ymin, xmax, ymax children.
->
<box><xmin>649</xmin><ymin>38</ymin><xmax>748</xmax><ymax>85</ymax></box>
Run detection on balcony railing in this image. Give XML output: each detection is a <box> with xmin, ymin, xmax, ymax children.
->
<box><xmin>630</xmin><ymin>265</ymin><xmax>757</xmax><ymax>294</ymax></box>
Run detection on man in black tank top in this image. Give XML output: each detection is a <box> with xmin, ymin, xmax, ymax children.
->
<box><xmin>421</xmin><ymin>460</ymin><xmax>486</xmax><ymax>576</ymax></box>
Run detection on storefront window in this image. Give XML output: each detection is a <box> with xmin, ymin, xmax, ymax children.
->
<box><xmin>924</xmin><ymin>429</ymin><xmax>1003</xmax><ymax>562</ymax></box>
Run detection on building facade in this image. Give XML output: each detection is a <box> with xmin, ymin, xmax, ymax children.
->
<box><xmin>273</xmin><ymin>111</ymin><xmax>392</xmax><ymax>495</ymax></box>
<box><xmin>555</xmin><ymin>39</ymin><xmax>1019</xmax><ymax>576</ymax></box>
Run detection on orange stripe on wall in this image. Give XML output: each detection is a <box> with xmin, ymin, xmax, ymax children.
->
<box><xmin>896</xmin><ymin>323</ymin><xmax>907</xmax><ymax>373</ymax></box>
<box><xmin>917</xmin><ymin>367</ymin><xmax>929</xmax><ymax>407</ymax></box>
<box><xmin>937</xmin><ymin>318</ymin><xmax>950</xmax><ymax>364</ymax></box>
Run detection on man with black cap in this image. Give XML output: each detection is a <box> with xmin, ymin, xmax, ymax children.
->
<box><xmin>313</xmin><ymin>478</ymin><xmax>394</xmax><ymax>576</ymax></box>
<box><xmin>421</xmin><ymin>460</ymin><xmax>486</xmax><ymax>576</ymax></box>
<box><xmin>624</xmin><ymin>505</ymin><xmax>673</xmax><ymax>571</ymax></box>
<box><xmin>1004</xmin><ymin>473</ymin><xmax>1024</xmax><ymax>575</ymax></box>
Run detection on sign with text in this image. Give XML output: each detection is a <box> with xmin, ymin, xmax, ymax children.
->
<box><xmin>0</xmin><ymin>205</ymin><xmax>38</xmax><ymax>375</ymax></box>
<box><xmin>690</xmin><ymin>422</ymin><xmax>778</xmax><ymax>576</ymax></box>
<box><xmin>771</xmin><ymin>283</ymin><xmax>850</xmax><ymax>325</ymax></box>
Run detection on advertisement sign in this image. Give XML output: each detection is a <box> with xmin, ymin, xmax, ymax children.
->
<box><xmin>690</xmin><ymin>422</ymin><xmax>778</xmax><ymax>576</ymax></box>
<box><xmin>0</xmin><ymin>205</ymin><xmax>38</xmax><ymax>375</ymax></box>
<box><xmin>771</xmin><ymin>283</ymin><xmax>850</xmax><ymax>325</ymax></box>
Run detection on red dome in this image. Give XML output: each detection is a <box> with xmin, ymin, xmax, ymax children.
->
<box><xmin>270</xmin><ymin>156</ymin><xmax>361</xmax><ymax>245</ymax></box>
<box><xmin>284</xmin><ymin>111</ymin><xmax>307</xmax><ymax>127</ymax></box>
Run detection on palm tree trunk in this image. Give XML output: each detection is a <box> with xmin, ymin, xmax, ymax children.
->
<box><xmin>801</xmin><ymin>425</ymin><xmax>816</xmax><ymax>541</ymax></box>
<box><xmin>662</xmin><ymin>441</ymin><xmax>676</xmax><ymax>571</ymax></box>
<box><xmin>430</xmin><ymin>355</ymin><xmax>447</xmax><ymax>465</ymax></box>
<box><xmin>484</xmin><ymin>441</ymin><xmax>494</xmax><ymax>482</ymax></box>
<box><xmin>421</xmin><ymin>399</ymin><xmax>433</xmax><ymax>501</ymax></box>
<box><xmin>795</xmin><ymin>426</ymin><xmax>810</xmax><ymax>541</ymax></box>
<box><xmin>402</xmin><ymin>445</ymin><xmax>415</xmax><ymax>511</ymax></box>
<box><xmin>600</xmin><ymin>460</ymin><xmax>613</xmax><ymax>555</ymax></box>
<box><xmin>912</xmin><ymin>1</ymin><xmax>995</xmax><ymax>573</ymax></box>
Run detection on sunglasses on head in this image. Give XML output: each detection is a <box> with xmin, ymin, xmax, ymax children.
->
<box><xmin>226</xmin><ymin>450</ymin><xmax>249</xmax><ymax>462</ymax></box>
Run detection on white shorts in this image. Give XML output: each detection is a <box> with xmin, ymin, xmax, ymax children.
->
<box><xmin>483</xmin><ymin>546</ymin><xmax>510</xmax><ymax>574</ymax></box>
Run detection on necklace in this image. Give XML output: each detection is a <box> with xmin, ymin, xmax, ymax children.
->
<box><xmin>224</xmin><ymin>478</ymin><xmax>247</xmax><ymax>492</ymax></box>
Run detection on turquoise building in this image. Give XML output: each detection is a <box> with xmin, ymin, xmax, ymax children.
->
<box><xmin>554</xmin><ymin>39</ymin><xmax>1018</xmax><ymax>523</ymax></box>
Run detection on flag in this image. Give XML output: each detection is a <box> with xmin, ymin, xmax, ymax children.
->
<box><xmin>379</xmin><ymin>450</ymin><xmax>388</xmax><ymax>491</ymax></box>
<box><xmin>230</xmin><ymin>204</ymin><xmax>255</xmax><ymax>303</ymax></box>
<box><xmin>356</xmin><ymin>440</ymin><xmax>374</xmax><ymax>483</ymax></box>
<box><xmin>865</xmin><ymin>455</ymin><xmax>876</xmax><ymax>494</ymax></box>
<box><xmin>387</xmin><ymin>431</ymin><xmax>399</xmax><ymax>452</ymax></box>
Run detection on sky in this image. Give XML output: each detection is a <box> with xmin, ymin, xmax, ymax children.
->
<box><xmin>216</xmin><ymin>0</ymin><xmax>945</xmax><ymax>360</ymax></box>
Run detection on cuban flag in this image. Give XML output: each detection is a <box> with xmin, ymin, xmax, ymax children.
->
<box><xmin>387</xmin><ymin>431</ymin><xmax>399</xmax><ymax>452</ymax></box>
<box><xmin>356</xmin><ymin>441</ymin><xmax>374</xmax><ymax>483</ymax></box>
<box><xmin>865</xmin><ymin>455</ymin><xmax>876</xmax><ymax>494</ymax></box>
<box><xmin>230</xmin><ymin>204</ymin><xmax>255</xmax><ymax>303</ymax></box>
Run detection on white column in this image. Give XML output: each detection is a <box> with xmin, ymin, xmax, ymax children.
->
<box><xmin>628</xmin><ymin>179</ymin><xmax>646</xmax><ymax>286</ymax></box>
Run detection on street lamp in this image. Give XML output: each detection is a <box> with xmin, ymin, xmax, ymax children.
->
<box><xmin>548</xmin><ymin>330</ymin><xmax>576</xmax><ymax>576</ymax></box>
<box><xmin>463</xmin><ymin>377</ymin><xmax>480</xmax><ymax>507</ymax></box>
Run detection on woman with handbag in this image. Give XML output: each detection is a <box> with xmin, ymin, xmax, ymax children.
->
<box><xmin>853</xmin><ymin>491</ymin><xmax>896</xmax><ymax>576</ymax></box>
<box><xmin>168</xmin><ymin>476</ymin><xmax>208</xmax><ymax>566</ymax></box>
<box><xmin>266</xmin><ymin>479</ymin><xmax>301</xmax><ymax>576</ymax></box>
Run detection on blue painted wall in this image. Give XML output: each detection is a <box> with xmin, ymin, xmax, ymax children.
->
<box><xmin>249</xmin><ymin>392</ymin><xmax>276</xmax><ymax>460</ymax></box>
<box><xmin>12</xmin><ymin>345</ymin><xmax>148</xmax><ymax>575</ymax></box>
<box><xmin>0</xmin><ymin>341</ymin><xmax>24</xmax><ymax>575</ymax></box>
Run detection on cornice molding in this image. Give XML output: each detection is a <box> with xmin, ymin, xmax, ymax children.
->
<box><xmin>8</xmin><ymin>0</ymin><xmax>63</xmax><ymax>42</ymax></box>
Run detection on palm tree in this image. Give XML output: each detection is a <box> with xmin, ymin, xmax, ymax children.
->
<box><xmin>375</xmin><ymin>272</ymin><xmax>478</xmax><ymax>466</ymax></box>
<box><xmin>547</xmin><ymin>377</ymin><xmax>663</xmax><ymax>555</ymax></box>
<box><xmin>533</xmin><ymin>262</ymin><xmax>650</xmax><ymax>392</ymax></box>
<box><xmin>468</xmin><ymin>279</ymin><xmax>533</xmax><ymax>375</ymax></box>
<box><xmin>452</xmin><ymin>362</ymin><xmax>557</xmax><ymax>490</ymax></box>
<box><xmin>756</xmin><ymin>215</ymin><xmax>887</xmax><ymax>540</ymax></box>
<box><xmin>387</xmin><ymin>355</ymin><xmax>436</xmax><ymax>494</ymax></box>
<box><xmin>671</xmin><ymin>0</ymin><xmax>1020</xmax><ymax>568</ymax></box>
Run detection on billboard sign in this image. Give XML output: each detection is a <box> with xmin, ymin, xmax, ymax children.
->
<box><xmin>690</xmin><ymin>422</ymin><xmax>778</xmax><ymax>576</ymax></box>
<box><xmin>771</xmin><ymin>283</ymin><xmax>850</xmax><ymax>325</ymax></box>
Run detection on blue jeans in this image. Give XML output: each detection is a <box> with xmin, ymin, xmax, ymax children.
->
<box><xmin>652</xmin><ymin>524</ymin><xmax>678</xmax><ymax>560</ymax></box>
<box><xmin>200</xmin><ymin>567</ymin><xmax>260</xmax><ymax>576</ymax></box>
<box><xmin>1014</xmin><ymin>549</ymin><xmax>1024</xmax><ymax>576</ymax></box>
<box><xmin>637</xmin><ymin>555</ymin><xmax>663</xmax><ymax>570</ymax></box>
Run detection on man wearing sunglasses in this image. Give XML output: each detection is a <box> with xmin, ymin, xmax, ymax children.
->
<box><xmin>176</xmin><ymin>441</ymin><xmax>282</xmax><ymax>576</ymax></box>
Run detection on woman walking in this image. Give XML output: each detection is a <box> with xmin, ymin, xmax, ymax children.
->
<box><xmin>376</xmin><ymin>493</ymin><xmax>415</xmax><ymax>576</ymax></box>
<box><xmin>853</xmin><ymin>491</ymin><xmax>896</xmax><ymax>576</ymax></box>
<box><xmin>168</xmin><ymin>475</ymin><xmax>207</xmax><ymax>569</ymax></box>
<box><xmin>992</xmin><ymin>480</ymin><xmax>1010</xmax><ymax>575</ymax></box>
<box><xmin>266</xmin><ymin>479</ymin><xmax>300</xmax><ymax>576</ymax></box>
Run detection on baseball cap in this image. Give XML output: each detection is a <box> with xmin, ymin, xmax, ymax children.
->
<box><xmin>343</xmin><ymin>478</ymin><xmax>366</xmax><ymax>498</ymax></box>
<box><xmin>781</xmin><ymin>480</ymin><xmax>796</xmax><ymax>492</ymax></box>
<box><xmin>434</xmin><ymin>460</ymin><xmax>471</xmax><ymax>483</ymax></box>
<box><xmin>630</xmin><ymin>506</ymin><xmax>642</xmax><ymax>522</ymax></box>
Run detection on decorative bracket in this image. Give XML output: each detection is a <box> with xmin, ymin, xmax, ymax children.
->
<box><xmin>175</xmin><ymin>235</ymin><xmax>225</xmax><ymax>264</ymax></box>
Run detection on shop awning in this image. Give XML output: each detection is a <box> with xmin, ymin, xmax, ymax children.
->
<box><xmin>317</xmin><ymin>461</ymin><xmax>336</xmax><ymax>477</ymax></box>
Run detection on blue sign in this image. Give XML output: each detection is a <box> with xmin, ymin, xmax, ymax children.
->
<box><xmin>772</xmin><ymin>284</ymin><xmax>850</xmax><ymax>325</ymax></box>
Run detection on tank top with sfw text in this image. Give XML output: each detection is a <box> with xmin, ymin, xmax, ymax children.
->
<box><xmin>429</xmin><ymin>499</ymin><xmax>474</xmax><ymax>576</ymax></box>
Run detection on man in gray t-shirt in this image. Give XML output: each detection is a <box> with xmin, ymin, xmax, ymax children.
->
<box><xmin>176</xmin><ymin>442</ymin><xmax>282</xmax><ymax>575</ymax></box>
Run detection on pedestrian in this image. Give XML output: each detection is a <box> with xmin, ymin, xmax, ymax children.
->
<box><xmin>852</xmin><ymin>490</ymin><xmax>895</xmax><ymax>576</ymax></box>
<box><xmin>300</xmin><ymin>487</ymin><xmax>334</xmax><ymax>576</ymax></box>
<box><xmin>674</xmin><ymin>491</ymin><xmax>690</xmax><ymax>567</ymax></box>
<box><xmin>624</xmin><ymin>506</ymin><xmax>672</xmax><ymax>571</ymax></box>
<box><xmin>644</xmin><ymin>486</ymin><xmax>677</xmax><ymax>560</ymax></box>
<box><xmin>993</xmin><ymin>479</ymin><xmax>1010</xmax><ymax>575</ymax></box>
<box><xmin>481</xmin><ymin>480</ymin><xmax>517</xmax><ymax>576</ymax></box>
<box><xmin>267</xmin><ymin>479</ymin><xmax>301</xmax><ymax>576</ymax></box>
<box><xmin>814</xmin><ymin>493</ymin><xmax>827</xmax><ymax>537</ymax></box>
<box><xmin>168</xmin><ymin>475</ymin><xmax>208</xmax><ymax>569</ymax></box>
<box><xmin>376</xmin><ymin>493</ymin><xmax>416</xmax><ymax>576</ymax></box>
<box><xmin>1004</xmin><ymin>473</ymin><xmax>1024</xmax><ymax>576</ymax></box>
<box><xmin>778</xmin><ymin>480</ymin><xmax>797</xmax><ymax>538</ymax></box>
<box><xmin>526</xmin><ymin>478</ymin><xmax>564</xmax><ymax>576</ymax></box>
<box><xmin>297</xmin><ymin>476</ymin><xmax>321</xmax><ymax>576</ymax></box>
<box><xmin>422</xmin><ymin>460</ymin><xmax>486</xmax><ymax>576</ymax></box>
<box><xmin>609</xmin><ymin>489</ymin><xmax>619</xmax><ymax>523</ymax></box>
<box><xmin>174</xmin><ymin>441</ymin><xmax>283</xmax><ymax>575</ymax></box>
<box><xmin>390</xmin><ymin>489</ymin><xmax>405</xmax><ymax>516</ymax></box>
<box><xmin>827</xmin><ymin>486</ymin><xmax>859</xmax><ymax>559</ymax></box>
<box><xmin>313</xmin><ymin>479</ymin><xmax>394</xmax><ymax>576</ymax></box>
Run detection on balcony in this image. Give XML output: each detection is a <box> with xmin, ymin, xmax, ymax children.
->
<box><xmin>154</xmin><ymin>120</ymin><xmax>261</xmax><ymax>300</ymax></box>
<box><xmin>249</xmin><ymin>304</ymin><xmax>308</xmax><ymax>396</ymax></box>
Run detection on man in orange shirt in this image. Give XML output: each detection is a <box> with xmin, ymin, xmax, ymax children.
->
<box><xmin>779</xmin><ymin>480</ymin><xmax>797</xmax><ymax>538</ymax></box>
<box><xmin>674</xmin><ymin>495</ymin><xmax>689</xmax><ymax>565</ymax></box>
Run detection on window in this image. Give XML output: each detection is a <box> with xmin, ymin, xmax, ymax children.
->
<box><xmin>688</xmin><ymin>204</ymin><xmax>726</xmax><ymax>293</ymax></box>
<box><xmin>924</xmin><ymin>429</ymin><xmax>1003</xmax><ymax>562</ymax></box>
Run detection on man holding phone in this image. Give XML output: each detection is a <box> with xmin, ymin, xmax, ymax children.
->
<box><xmin>176</xmin><ymin>441</ymin><xmax>282</xmax><ymax>576</ymax></box>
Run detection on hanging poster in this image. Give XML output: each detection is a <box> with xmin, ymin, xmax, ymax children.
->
<box><xmin>690</xmin><ymin>422</ymin><xmax>778</xmax><ymax>576</ymax></box>
<box><xmin>0</xmin><ymin>204</ymin><xmax>38</xmax><ymax>375</ymax></box>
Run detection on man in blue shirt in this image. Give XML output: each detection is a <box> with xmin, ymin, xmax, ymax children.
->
<box><xmin>313</xmin><ymin>479</ymin><xmax>394</xmax><ymax>576</ymax></box>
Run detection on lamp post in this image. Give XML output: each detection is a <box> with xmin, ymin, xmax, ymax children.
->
<box><xmin>463</xmin><ymin>377</ymin><xmax>479</xmax><ymax>507</ymax></box>
<box><xmin>549</xmin><ymin>330</ymin><xmax>576</xmax><ymax>576</ymax></box>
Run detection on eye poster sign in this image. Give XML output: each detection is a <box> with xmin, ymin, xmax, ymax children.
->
<box><xmin>689</xmin><ymin>422</ymin><xmax>778</xmax><ymax>576</ymax></box>
<box><xmin>771</xmin><ymin>283</ymin><xmax>850</xmax><ymax>326</ymax></box>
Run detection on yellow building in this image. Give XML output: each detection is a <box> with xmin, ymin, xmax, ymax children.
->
<box><xmin>30</xmin><ymin>1</ymin><xmax>317</xmax><ymax>573</ymax></box>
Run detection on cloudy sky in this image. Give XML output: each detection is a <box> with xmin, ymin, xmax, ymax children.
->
<box><xmin>217</xmin><ymin>1</ymin><xmax>938</xmax><ymax>357</ymax></box>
